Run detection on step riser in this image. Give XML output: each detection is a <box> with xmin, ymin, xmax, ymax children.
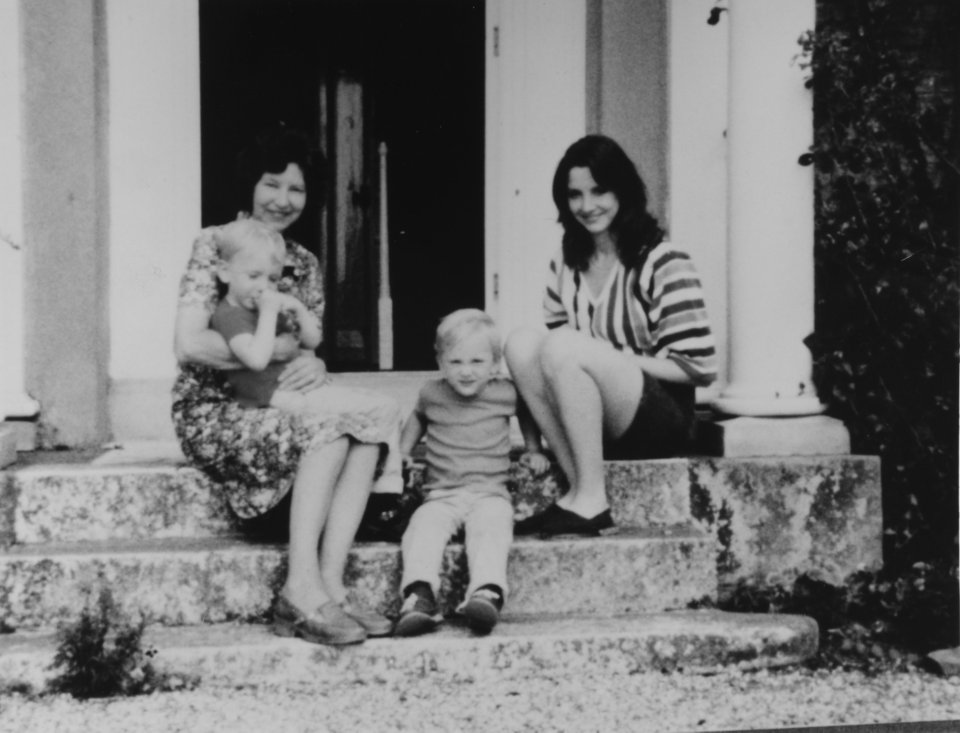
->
<box><xmin>0</xmin><ymin>612</ymin><xmax>819</xmax><ymax>690</ymax></box>
<box><xmin>0</xmin><ymin>534</ymin><xmax>714</xmax><ymax>630</ymax></box>
<box><xmin>3</xmin><ymin>468</ymin><xmax>237</xmax><ymax>545</ymax></box>
<box><xmin>4</xmin><ymin>461</ymin><xmax>692</xmax><ymax>545</ymax></box>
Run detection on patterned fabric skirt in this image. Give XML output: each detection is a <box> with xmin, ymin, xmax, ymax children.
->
<box><xmin>172</xmin><ymin>365</ymin><xmax>400</xmax><ymax>519</ymax></box>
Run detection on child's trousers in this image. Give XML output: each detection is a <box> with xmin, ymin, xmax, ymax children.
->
<box><xmin>400</xmin><ymin>483</ymin><xmax>513</xmax><ymax>599</ymax></box>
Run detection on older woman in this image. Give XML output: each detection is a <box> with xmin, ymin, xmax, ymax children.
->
<box><xmin>172</xmin><ymin>125</ymin><xmax>395</xmax><ymax>645</ymax></box>
<box><xmin>506</xmin><ymin>135</ymin><xmax>718</xmax><ymax>537</ymax></box>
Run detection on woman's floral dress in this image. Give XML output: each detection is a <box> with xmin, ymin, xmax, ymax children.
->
<box><xmin>172</xmin><ymin>226</ymin><xmax>395</xmax><ymax>519</ymax></box>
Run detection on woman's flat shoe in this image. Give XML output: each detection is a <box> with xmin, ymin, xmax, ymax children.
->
<box><xmin>515</xmin><ymin>503</ymin><xmax>614</xmax><ymax>537</ymax></box>
<box><xmin>341</xmin><ymin>602</ymin><xmax>394</xmax><ymax>637</ymax></box>
<box><xmin>272</xmin><ymin>596</ymin><xmax>366</xmax><ymax>645</ymax></box>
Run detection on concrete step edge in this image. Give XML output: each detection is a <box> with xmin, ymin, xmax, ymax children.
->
<box><xmin>0</xmin><ymin>610</ymin><xmax>818</xmax><ymax>690</ymax></box>
<box><xmin>0</xmin><ymin>525</ymin><xmax>712</xmax><ymax>559</ymax></box>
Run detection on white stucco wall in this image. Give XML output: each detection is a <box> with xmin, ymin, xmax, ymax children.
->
<box><xmin>107</xmin><ymin>0</ymin><xmax>201</xmax><ymax>383</ymax></box>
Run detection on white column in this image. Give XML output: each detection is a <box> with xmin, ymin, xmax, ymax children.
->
<box><xmin>0</xmin><ymin>0</ymin><xmax>40</xmax><ymax>421</ymax></box>
<box><xmin>712</xmin><ymin>0</ymin><xmax>824</xmax><ymax>417</ymax></box>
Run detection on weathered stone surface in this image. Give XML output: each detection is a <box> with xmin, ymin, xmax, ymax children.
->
<box><xmin>511</xmin><ymin>458</ymin><xmax>692</xmax><ymax>527</ymax></box>
<box><xmin>687</xmin><ymin>455</ymin><xmax>883</xmax><ymax>587</ymax></box>
<box><xmin>6</xmin><ymin>457</ymin><xmax>693</xmax><ymax>544</ymax></box>
<box><xmin>3</xmin><ymin>447</ymin><xmax>883</xmax><ymax>598</ymax></box>
<box><xmin>0</xmin><ymin>426</ymin><xmax>16</xmax><ymax>469</ymax></box>
<box><xmin>0</xmin><ymin>530</ymin><xmax>715</xmax><ymax>630</ymax></box>
<box><xmin>0</xmin><ymin>611</ymin><xmax>818</xmax><ymax>690</ymax></box>
<box><xmin>7</xmin><ymin>465</ymin><xmax>237</xmax><ymax>544</ymax></box>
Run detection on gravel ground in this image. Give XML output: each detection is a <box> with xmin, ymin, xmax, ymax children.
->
<box><xmin>1</xmin><ymin>666</ymin><xmax>958</xmax><ymax>732</ymax></box>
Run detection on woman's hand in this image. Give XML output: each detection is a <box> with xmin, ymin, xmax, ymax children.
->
<box><xmin>272</xmin><ymin>333</ymin><xmax>301</xmax><ymax>363</ymax></box>
<box><xmin>277</xmin><ymin>352</ymin><xmax>329</xmax><ymax>393</ymax></box>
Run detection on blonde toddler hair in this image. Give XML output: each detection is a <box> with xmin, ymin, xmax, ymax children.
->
<box><xmin>215</xmin><ymin>218</ymin><xmax>285</xmax><ymax>267</ymax></box>
<box><xmin>435</xmin><ymin>308</ymin><xmax>502</xmax><ymax>363</ymax></box>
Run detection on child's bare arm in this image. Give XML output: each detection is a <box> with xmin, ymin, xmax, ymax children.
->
<box><xmin>276</xmin><ymin>293</ymin><xmax>322</xmax><ymax>350</ymax></box>
<box><xmin>517</xmin><ymin>397</ymin><xmax>550</xmax><ymax>474</ymax></box>
<box><xmin>227</xmin><ymin>298</ymin><xmax>283</xmax><ymax>372</ymax></box>
<box><xmin>398</xmin><ymin>409</ymin><xmax>427</xmax><ymax>465</ymax></box>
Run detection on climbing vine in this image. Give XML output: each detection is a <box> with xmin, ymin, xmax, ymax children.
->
<box><xmin>800</xmin><ymin>0</ymin><xmax>958</xmax><ymax>567</ymax></box>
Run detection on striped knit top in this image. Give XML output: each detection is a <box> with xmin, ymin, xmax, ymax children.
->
<box><xmin>543</xmin><ymin>241</ymin><xmax>718</xmax><ymax>386</ymax></box>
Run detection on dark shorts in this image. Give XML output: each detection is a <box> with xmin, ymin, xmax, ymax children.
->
<box><xmin>602</xmin><ymin>376</ymin><xmax>696</xmax><ymax>460</ymax></box>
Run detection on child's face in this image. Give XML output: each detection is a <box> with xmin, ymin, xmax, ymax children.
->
<box><xmin>438</xmin><ymin>331</ymin><xmax>497</xmax><ymax>398</ymax></box>
<box><xmin>218</xmin><ymin>246</ymin><xmax>283</xmax><ymax>311</ymax></box>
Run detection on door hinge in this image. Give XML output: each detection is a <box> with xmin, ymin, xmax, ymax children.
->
<box><xmin>493</xmin><ymin>25</ymin><xmax>499</xmax><ymax>57</ymax></box>
<box><xmin>493</xmin><ymin>272</ymin><xmax>499</xmax><ymax>298</ymax></box>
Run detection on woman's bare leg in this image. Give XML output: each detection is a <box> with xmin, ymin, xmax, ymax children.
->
<box><xmin>318</xmin><ymin>442</ymin><xmax>380</xmax><ymax>602</ymax></box>
<box><xmin>505</xmin><ymin>328</ymin><xmax>579</xmax><ymax>485</ymax></box>
<box><xmin>282</xmin><ymin>437</ymin><xmax>350</xmax><ymax>609</ymax></box>
<box><xmin>507</xmin><ymin>327</ymin><xmax>646</xmax><ymax>518</ymax></box>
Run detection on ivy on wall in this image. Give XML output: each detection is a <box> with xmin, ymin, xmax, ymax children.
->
<box><xmin>801</xmin><ymin>0</ymin><xmax>959</xmax><ymax>566</ymax></box>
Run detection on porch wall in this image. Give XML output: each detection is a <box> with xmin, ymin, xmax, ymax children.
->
<box><xmin>21</xmin><ymin>0</ymin><xmax>110</xmax><ymax>447</ymax></box>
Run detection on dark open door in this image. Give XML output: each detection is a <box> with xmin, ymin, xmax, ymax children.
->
<box><xmin>200</xmin><ymin>0</ymin><xmax>485</xmax><ymax>371</ymax></box>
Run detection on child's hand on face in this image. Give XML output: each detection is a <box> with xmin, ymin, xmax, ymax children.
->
<box><xmin>256</xmin><ymin>289</ymin><xmax>286</xmax><ymax>313</ymax></box>
<box><xmin>520</xmin><ymin>450</ymin><xmax>551</xmax><ymax>475</ymax></box>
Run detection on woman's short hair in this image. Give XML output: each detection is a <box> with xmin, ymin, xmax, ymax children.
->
<box><xmin>435</xmin><ymin>308</ymin><xmax>502</xmax><ymax>363</ymax></box>
<box><xmin>234</xmin><ymin>123</ymin><xmax>327</xmax><ymax>212</ymax></box>
<box><xmin>551</xmin><ymin>135</ymin><xmax>664</xmax><ymax>270</ymax></box>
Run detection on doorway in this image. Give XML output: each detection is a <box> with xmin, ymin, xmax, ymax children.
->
<box><xmin>199</xmin><ymin>0</ymin><xmax>486</xmax><ymax>370</ymax></box>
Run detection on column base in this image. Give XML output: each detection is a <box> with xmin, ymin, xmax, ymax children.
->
<box><xmin>2</xmin><ymin>418</ymin><xmax>37</xmax><ymax>452</ymax></box>
<box><xmin>0</xmin><ymin>425</ymin><xmax>16</xmax><ymax>468</ymax></box>
<box><xmin>697</xmin><ymin>415</ymin><xmax>851</xmax><ymax>457</ymax></box>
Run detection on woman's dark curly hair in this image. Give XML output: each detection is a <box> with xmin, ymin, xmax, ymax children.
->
<box><xmin>233</xmin><ymin>123</ymin><xmax>327</xmax><ymax>213</ymax></box>
<box><xmin>551</xmin><ymin>135</ymin><xmax>664</xmax><ymax>271</ymax></box>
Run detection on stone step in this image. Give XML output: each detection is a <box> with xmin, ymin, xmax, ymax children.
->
<box><xmin>3</xmin><ymin>443</ymin><xmax>883</xmax><ymax>590</ymax></box>
<box><xmin>0</xmin><ymin>528</ymin><xmax>715</xmax><ymax>631</ymax></box>
<box><xmin>1</xmin><ymin>455</ymin><xmax>693</xmax><ymax>545</ymax></box>
<box><xmin>0</xmin><ymin>610</ymin><xmax>819</xmax><ymax>691</ymax></box>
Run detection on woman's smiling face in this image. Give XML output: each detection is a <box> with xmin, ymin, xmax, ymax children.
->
<box><xmin>567</xmin><ymin>166</ymin><xmax>620</xmax><ymax>237</ymax></box>
<box><xmin>251</xmin><ymin>163</ymin><xmax>306</xmax><ymax>232</ymax></box>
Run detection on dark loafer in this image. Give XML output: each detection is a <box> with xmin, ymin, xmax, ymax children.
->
<box><xmin>272</xmin><ymin>596</ymin><xmax>366</xmax><ymax>645</ymax></box>
<box><xmin>515</xmin><ymin>503</ymin><xmax>614</xmax><ymax>538</ymax></box>
<box><xmin>341</xmin><ymin>602</ymin><xmax>394</xmax><ymax>637</ymax></box>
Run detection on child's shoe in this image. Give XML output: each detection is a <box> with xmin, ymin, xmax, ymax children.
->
<box><xmin>461</xmin><ymin>585</ymin><xmax>503</xmax><ymax>634</ymax></box>
<box><xmin>394</xmin><ymin>582</ymin><xmax>442</xmax><ymax>637</ymax></box>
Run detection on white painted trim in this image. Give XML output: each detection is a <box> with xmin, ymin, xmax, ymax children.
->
<box><xmin>484</xmin><ymin>0</ymin><xmax>587</xmax><ymax>340</ymax></box>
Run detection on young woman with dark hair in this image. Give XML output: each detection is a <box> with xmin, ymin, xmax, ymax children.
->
<box><xmin>506</xmin><ymin>135</ymin><xmax>718</xmax><ymax>537</ymax></box>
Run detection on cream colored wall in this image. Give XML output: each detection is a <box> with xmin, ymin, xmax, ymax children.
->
<box><xmin>106</xmin><ymin>0</ymin><xmax>201</xmax><ymax>440</ymax></box>
<box><xmin>107</xmin><ymin>0</ymin><xmax>201</xmax><ymax>382</ymax></box>
<box><xmin>484</xmin><ymin>0</ymin><xmax>587</xmax><ymax>341</ymax></box>
<box><xmin>587</xmin><ymin>0</ymin><xmax>730</xmax><ymax>396</ymax></box>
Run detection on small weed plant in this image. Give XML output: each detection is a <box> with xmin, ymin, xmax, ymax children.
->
<box><xmin>47</xmin><ymin>587</ymin><xmax>198</xmax><ymax>699</ymax></box>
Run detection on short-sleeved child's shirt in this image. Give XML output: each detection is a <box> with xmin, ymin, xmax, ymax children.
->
<box><xmin>416</xmin><ymin>377</ymin><xmax>517</xmax><ymax>491</ymax></box>
<box><xmin>210</xmin><ymin>300</ymin><xmax>294</xmax><ymax>408</ymax></box>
